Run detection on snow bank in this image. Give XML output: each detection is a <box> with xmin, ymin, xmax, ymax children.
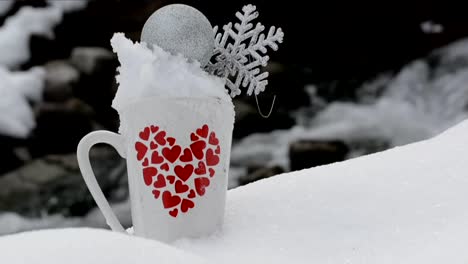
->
<box><xmin>231</xmin><ymin>39</ymin><xmax>468</xmax><ymax>172</ymax></box>
<box><xmin>0</xmin><ymin>67</ymin><xmax>45</xmax><ymax>137</ymax></box>
<box><xmin>0</xmin><ymin>0</ymin><xmax>88</xmax><ymax>137</ymax></box>
<box><xmin>2</xmin><ymin>118</ymin><xmax>468</xmax><ymax>263</ymax></box>
<box><xmin>110</xmin><ymin>33</ymin><xmax>231</xmax><ymax>113</ymax></box>
<box><xmin>0</xmin><ymin>228</ymin><xmax>208</xmax><ymax>264</ymax></box>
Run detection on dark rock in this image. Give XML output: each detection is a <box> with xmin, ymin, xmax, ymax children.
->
<box><xmin>0</xmin><ymin>136</ymin><xmax>27</xmax><ymax>175</ymax></box>
<box><xmin>70</xmin><ymin>47</ymin><xmax>115</xmax><ymax>75</ymax></box>
<box><xmin>289</xmin><ymin>140</ymin><xmax>349</xmax><ymax>171</ymax></box>
<box><xmin>238</xmin><ymin>165</ymin><xmax>285</xmax><ymax>186</ymax></box>
<box><xmin>233</xmin><ymin>99</ymin><xmax>295</xmax><ymax>139</ymax></box>
<box><xmin>0</xmin><ymin>147</ymin><xmax>127</xmax><ymax>217</ymax></box>
<box><xmin>29</xmin><ymin>99</ymin><xmax>94</xmax><ymax>157</ymax></box>
<box><xmin>70</xmin><ymin>47</ymin><xmax>120</xmax><ymax>131</ymax></box>
<box><xmin>44</xmin><ymin>60</ymin><xmax>80</xmax><ymax>102</ymax></box>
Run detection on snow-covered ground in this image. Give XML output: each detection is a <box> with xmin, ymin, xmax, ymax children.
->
<box><xmin>2</xmin><ymin>118</ymin><xmax>468</xmax><ymax>263</ymax></box>
<box><xmin>231</xmin><ymin>37</ymin><xmax>468</xmax><ymax>174</ymax></box>
<box><xmin>0</xmin><ymin>0</ymin><xmax>88</xmax><ymax>138</ymax></box>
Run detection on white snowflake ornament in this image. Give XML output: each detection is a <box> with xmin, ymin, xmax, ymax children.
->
<box><xmin>206</xmin><ymin>4</ymin><xmax>284</xmax><ymax>97</ymax></box>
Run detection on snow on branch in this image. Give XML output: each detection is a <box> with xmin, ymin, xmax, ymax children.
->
<box><xmin>206</xmin><ymin>4</ymin><xmax>284</xmax><ymax>97</ymax></box>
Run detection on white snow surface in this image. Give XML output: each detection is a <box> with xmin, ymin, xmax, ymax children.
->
<box><xmin>2</xmin><ymin>119</ymin><xmax>468</xmax><ymax>263</ymax></box>
<box><xmin>110</xmin><ymin>33</ymin><xmax>231</xmax><ymax>113</ymax></box>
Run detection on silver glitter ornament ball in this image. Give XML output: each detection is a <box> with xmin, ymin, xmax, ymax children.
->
<box><xmin>141</xmin><ymin>4</ymin><xmax>214</xmax><ymax>67</ymax></box>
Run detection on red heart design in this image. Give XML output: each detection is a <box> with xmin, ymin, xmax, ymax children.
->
<box><xmin>188</xmin><ymin>189</ymin><xmax>196</xmax><ymax>199</ymax></box>
<box><xmin>135</xmin><ymin>142</ymin><xmax>148</xmax><ymax>161</ymax></box>
<box><xmin>190</xmin><ymin>133</ymin><xmax>199</xmax><ymax>141</ymax></box>
<box><xmin>153</xmin><ymin>174</ymin><xmax>166</xmax><ymax>188</ymax></box>
<box><xmin>150</xmin><ymin>125</ymin><xmax>159</xmax><ymax>133</ymax></box>
<box><xmin>209</xmin><ymin>132</ymin><xmax>219</xmax><ymax>145</ymax></box>
<box><xmin>167</xmin><ymin>137</ymin><xmax>176</xmax><ymax>146</ymax></box>
<box><xmin>195</xmin><ymin>161</ymin><xmax>206</xmax><ymax>175</ymax></box>
<box><xmin>150</xmin><ymin>141</ymin><xmax>158</xmax><ymax>150</ymax></box>
<box><xmin>155</xmin><ymin>131</ymin><xmax>166</xmax><ymax>145</ymax></box>
<box><xmin>195</xmin><ymin>177</ymin><xmax>210</xmax><ymax>196</ymax></box>
<box><xmin>160</xmin><ymin>163</ymin><xmax>169</xmax><ymax>171</ymax></box>
<box><xmin>180</xmin><ymin>148</ymin><xmax>193</xmax><ymax>162</ymax></box>
<box><xmin>206</xmin><ymin>149</ymin><xmax>220</xmax><ymax>166</ymax></box>
<box><xmin>152</xmin><ymin>189</ymin><xmax>160</xmax><ymax>199</ymax></box>
<box><xmin>162</xmin><ymin>145</ymin><xmax>182</xmax><ymax>163</ymax></box>
<box><xmin>181</xmin><ymin>199</ymin><xmax>195</xmax><ymax>213</ymax></box>
<box><xmin>190</xmin><ymin>141</ymin><xmax>206</xmax><ymax>160</ymax></box>
<box><xmin>175</xmin><ymin>180</ymin><xmax>189</xmax><ymax>193</ymax></box>
<box><xmin>139</xmin><ymin>127</ymin><xmax>150</xmax><ymax>141</ymax></box>
<box><xmin>169</xmin><ymin>208</ymin><xmax>178</xmax><ymax>218</ymax></box>
<box><xmin>143</xmin><ymin>167</ymin><xmax>157</xmax><ymax>186</ymax></box>
<box><xmin>162</xmin><ymin>191</ymin><xmax>181</xmax><ymax>208</ymax></box>
<box><xmin>175</xmin><ymin>164</ymin><xmax>194</xmax><ymax>182</ymax></box>
<box><xmin>196</xmin><ymin>124</ymin><xmax>209</xmax><ymax>138</ymax></box>
<box><xmin>151</xmin><ymin>151</ymin><xmax>164</xmax><ymax>164</ymax></box>
<box><xmin>136</xmin><ymin>124</ymin><xmax>221</xmax><ymax>217</ymax></box>
<box><xmin>167</xmin><ymin>175</ymin><xmax>176</xmax><ymax>184</ymax></box>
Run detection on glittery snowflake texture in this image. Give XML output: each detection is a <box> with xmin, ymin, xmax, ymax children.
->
<box><xmin>206</xmin><ymin>4</ymin><xmax>284</xmax><ymax>97</ymax></box>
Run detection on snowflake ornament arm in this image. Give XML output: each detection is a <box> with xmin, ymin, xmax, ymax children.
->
<box><xmin>206</xmin><ymin>4</ymin><xmax>284</xmax><ymax>97</ymax></box>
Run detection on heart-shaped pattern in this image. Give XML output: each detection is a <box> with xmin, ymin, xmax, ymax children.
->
<box><xmin>135</xmin><ymin>124</ymin><xmax>221</xmax><ymax>218</ymax></box>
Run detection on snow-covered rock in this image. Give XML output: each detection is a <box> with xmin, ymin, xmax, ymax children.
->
<box><xmin>2</xmin><ymin>118</ymin><xmax>468</xmax><ymax>263</ymax></box>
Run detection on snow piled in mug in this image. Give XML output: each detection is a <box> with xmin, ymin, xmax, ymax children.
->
<box><xmin>110</xmin><ymin>33</ymin><xmax>231</xmax><ymax>113</ymax></box>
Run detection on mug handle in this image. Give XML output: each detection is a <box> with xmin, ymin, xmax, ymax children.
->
<box><xmin>77</xmin><ymin>130</ymin><xmax>127</xmax><ymax>233</ymax></box>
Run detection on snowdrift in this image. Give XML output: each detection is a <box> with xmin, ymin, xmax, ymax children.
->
<box><xmin>2</xmin><ymin>119</ymin><xmax>468</xmax><ymax>263</ymax></box>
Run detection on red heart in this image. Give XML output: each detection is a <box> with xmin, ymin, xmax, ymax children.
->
<box><xmin>190</xmin><ymin>133</ymin><xmax>199</xmax><ymax>141</ymax></box>
<box><xmin>162</xmin><ymin>145</ymin><xmax>182</xmax><ymax>163</ymax></box>
<box><xmin>155</xmin><ymin>131</ymin><xmax>166</xmax><ymax>145</ymax></box>
<box><xmin>153</xmin><ymin>174</ymin><xmax>166</xmax><ymax>188</ymax></box>
<box><xmin>139</xmin><ymin>127</ymin><xmax>150</xmax><ymax>140</ymax></box>
<box><xmin>152</xmin><ymin>189</ymin><xmax>160</xmax><ymax>199</ymax></box>
<box><xmin>209</xmin><ymin>132</ymin><xmax>219</xmax><ymax>145</ymax></box>
<box><xmin>175</xmin><ymin>180</ymin><xmax>189</xmax><ymax>193</ymax></box>
<box><xmin>169</xmin><ymin>208</ymin><xmax>178</xmax><ymax>218</ymax></box>
<box><xmin>206</xmin><ymin>149</ymin><xmax>220</xmax><ymax>166</ymax></box>
<box><xmin>167</xmin><ymin>137</ymin><xmax>176</xmax><ymax>146</ymax></box>
<box><xmin>195</xmin><ymin>161</ymin><xmax>206</xmax><ymax>175</ymax></box>
<box><xmin>188</xmin><ymin>189</ymin><xmax>196</xmax><ymax>199</ymax></box>
<box><xmin>136</xmin><ymin>124</ymin><xmax>221</xmax><ymax>217</ymax></box>
<box><xmin>180</xmin><ymin>148</ymin><xmax>193</xmax><ymax>162</ymax></box>
<box><xmin>196</xmin><ymin>124</ymin><xmax>209</xmax><ymax>138</ymax></box>
<box><xmin>190</xmin><ymin>141</ymin><xmax>206</xmax><ymax>160</ymax></box>
<box><xmin>167</xmin><ymin>175</ymin><xmax>176</xmax><ymax>184</ymax></box>
<box><xmin>143</xmin><ymin>167</ymin><xmax>157</xmax><ymax>186</ymax></box>
<box><xmin>150</xmin><ymin>141</ymin><xmax>158</xmax><ymax>150</ymax></box>
<box><xmin>175</xmin><ymin>164</ymin><xmax>194</xmax><ymax>182</ymax></box>
<box><xmin>162</xmin><ymin>191</ymin><xmax>181</xmax><ymax>208</ymax></box>
<box><xmin>160</xmin><ymin>163</ymin><xmax>169</xmax><ymax>171</ymax></box>
<box><xmin>195</xmin><ymin>177</ymin><xmax>210</xmax><ymax>196</ymax></box>
<box><xmin>181</xmin><ymin>199</ymin><xmax>195</xmax><ymax>213</ymax></box>
<box><xmin>151</xmin><ymin>151</ymin><xmax>164</xmax><ymax>164</ymax></box>
<box><xmin>135</xmin><ymin>142</ymin><xmax>148</xmax><ymax>161</ymax></box>
<box><xmin>150</xmin><ymin>125</ymin><xmax>159</xmax><ymax>133</ymax></box>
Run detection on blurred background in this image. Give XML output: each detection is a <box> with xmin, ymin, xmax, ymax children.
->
<box><xmin>1</xmin><ymin>0</ymin><xmax>468</xmax><ymax>234</ymax></box>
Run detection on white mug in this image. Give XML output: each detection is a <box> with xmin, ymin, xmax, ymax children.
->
<box><xmin>77</xmin><ymin>96</ymin><xmax>234</xmax><ymax>242</ymax></box>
